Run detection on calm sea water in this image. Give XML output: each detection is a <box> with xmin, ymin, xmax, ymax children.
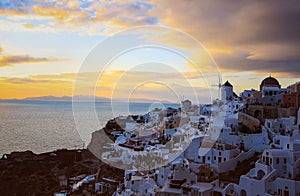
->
<box><xmin>0</xmin><ymin>100</ymin><xmax>179</xmax><ymax>155</ymax></box>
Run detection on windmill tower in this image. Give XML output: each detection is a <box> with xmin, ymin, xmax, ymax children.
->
<box><xmin>221</xmin><ymin>81</ymin><xmax>233</xmax><ymax>101</ymax></box>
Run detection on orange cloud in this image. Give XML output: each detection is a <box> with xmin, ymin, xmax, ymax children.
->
<box><xmin>31</xmin><ymin>5</ymin><xmax>84</xmax><ymax>24</ymax></box>
<box><xmin>22</xmin><ymin>23</ymin><xmax>36</xmax><ymax>28</ymax></box>
<box><xmin>0</xmin><ymin>0</ymin><xmax>158</xmax><ymax>35</ymax></box>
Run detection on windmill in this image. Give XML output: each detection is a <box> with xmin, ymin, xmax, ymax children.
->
<box><xmin>211</xmin><ymin>75</ymin><xmax>222</xmax><ymax>99</ymax></box>
<box><xmin>179</xmin><ymin>95</ymin><xmax>185</xmax><ymax>103</ymax></box>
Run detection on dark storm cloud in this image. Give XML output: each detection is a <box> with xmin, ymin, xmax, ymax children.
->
<box><xmin>215</xmin><ymin>51</ymin><xmax>300</xmax><ymax>77</ymax></box>
<box><xmin>233</xmin><ymin>1</ymin><xmax>300</xmax><ymax>45</ymax></box>
<box><xmin>150</xmin><ymin>0</ymin><xmax>300</xmax><ymax>76</ymax></box>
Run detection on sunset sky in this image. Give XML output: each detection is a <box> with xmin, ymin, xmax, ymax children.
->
<box><xmin>0</xmin><ymin>0</ymin><xmax>299</xmax><ymax>103</ymax></box>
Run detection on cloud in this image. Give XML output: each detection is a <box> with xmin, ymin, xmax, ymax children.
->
<box><xmin>149</xmin><ymin>0</ymin><xmax>300</xmax><ymax>48</ymax></box>
<box><xmin>1</xmin><ymin>69</ymin><xmax>296</xmax><ymax>101</ymax></box>
<box><xmin>0</xmin><ymin>54</ymin><xmax>54</xmax><ymax>67</ymax></box>
<box><xmin>0</xmin><ymin>70</ymin><xmax>212</xmax><ymax>102</ymax></box>
<box><xmin>214</xmin><ymin>51</ymin><xmax>300</xmax><ymax>78</ymax></box>
<box><xmin>0</xmin><ymin>77</ymin><xmax>36</xmax><ymax>84</ymax></box>
<box><xmin>0</xmin><ymin>77</ymin><xmax>66</xmax><ymax>84</ymax></box>
<box><xmin>1</xmin><ymin>0</ymin><xmax>299</xmax><ymax>78</ymax></box>
<box><xmin>0</xmin><ymin>76</ymin><xmax>74</xmax><ymax>99</ymax></box>
<box><xmin>0</xmin><ymin>47</ymin><xmax>68</xmax><ymax>67</ymax></box>
<box><xmin>146</xmin><ymin>0</ymin><xmax>300</xmax><ymax>76</ymax></box>
<box><xmin>0</xmin><ymin>0</ymin><xmax>158</xmax><ymax>34</ymax></box>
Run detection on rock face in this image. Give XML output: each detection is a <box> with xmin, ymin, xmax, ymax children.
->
<box><xmin>0</xmin><ymin>149</ymin><xmax>99</xmax><ymax>195</ymax></box>
<box><xmin>87</xmin><ymin>118</ymin><xmax>126</xmax><ymax>168</ymax></box>
<box><xmin>0</xmin><ymin>119</ymin><xmax>127</xmax><ymax>195</ymax></box>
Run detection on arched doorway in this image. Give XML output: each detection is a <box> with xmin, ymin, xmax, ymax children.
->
<box><xmin>257</xmin><ymin>170</ymin><xmax>265</xmax><ymax>180</ymax></box>
<box><xmin>241</xmin><ymin>189</ymin><xmax>247</xmax><ymax>196</ymax></box>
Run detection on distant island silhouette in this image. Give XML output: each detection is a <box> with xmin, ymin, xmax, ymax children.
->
<box><xmin>0</xmin><ymin>95</ymin><xmax>173</xmax><ymax>104</ymax></box>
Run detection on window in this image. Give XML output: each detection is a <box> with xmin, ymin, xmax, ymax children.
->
<box><xmin>224</xmin><ymin>158</ymin><xmax>226</xmax><ymax>161</ymax></box>
<box><xmin>270</xmin><ymin>158</ymin><xmax>272</xmax><ymax>164</ymax></box>
<box><xmin>287</xmin><ymin>144</ymin><xmax>290</xmax><ymax>149</ymax></box>
<box><xmin>276</xmin><ymin>158</ymin><xmax>279</xmax><ymax>164</ymax></box>
<box><xmin>284</xmin><ymin>158</ymin><xmax>287</xmax><ymax>164</ymax></box>
<box><xmin>214</xmin><ymin>156</ymin><xmax>216</xmax><ymax>160</ymax></box>
<box><xmin>208</xmin><ymin>156</ymin><xmax>210</xmax><ymax>160</ymax></box>
<box><xmin>219</xmin><ymin>152</ymin><xmax>221</xmax><ymax>156</ymax></box>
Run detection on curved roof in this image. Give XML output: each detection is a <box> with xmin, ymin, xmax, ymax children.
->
<box><xmin>260</xmin><ymin>76</ymin><xmax>280</xmax><ymax>87</ymax></box>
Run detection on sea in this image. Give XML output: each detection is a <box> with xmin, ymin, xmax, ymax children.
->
<box><xmin>0</xmin><ymin>100</ymin><xmax>179</xmax><ymax>156</ymax></box>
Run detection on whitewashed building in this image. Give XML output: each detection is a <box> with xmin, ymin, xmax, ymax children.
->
<box><xmin>195</xmin><ymin>141</ymin><xmax>239</xmax><ymax>164</ymax></box>
<box><xmin>123</xmin><ymin>170</ymin><xmax>158</xmax><ymax>196</ymax></box>
<box><xmin>225</xmin><ymin>112</ymin><xmax>300</xmax><ymax>196</ymax></box>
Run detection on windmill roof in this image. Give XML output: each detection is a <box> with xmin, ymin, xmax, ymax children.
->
<box><xmin>223</xmin><ymin>80</ymin><xmax>233</xmax><ymax>87</ymax></box>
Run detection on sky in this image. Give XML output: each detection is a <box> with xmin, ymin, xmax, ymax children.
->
<box><xmin>0</xmin><ymin>0</ymin><xmax>299</xmax><ymax>103</ymax></box>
